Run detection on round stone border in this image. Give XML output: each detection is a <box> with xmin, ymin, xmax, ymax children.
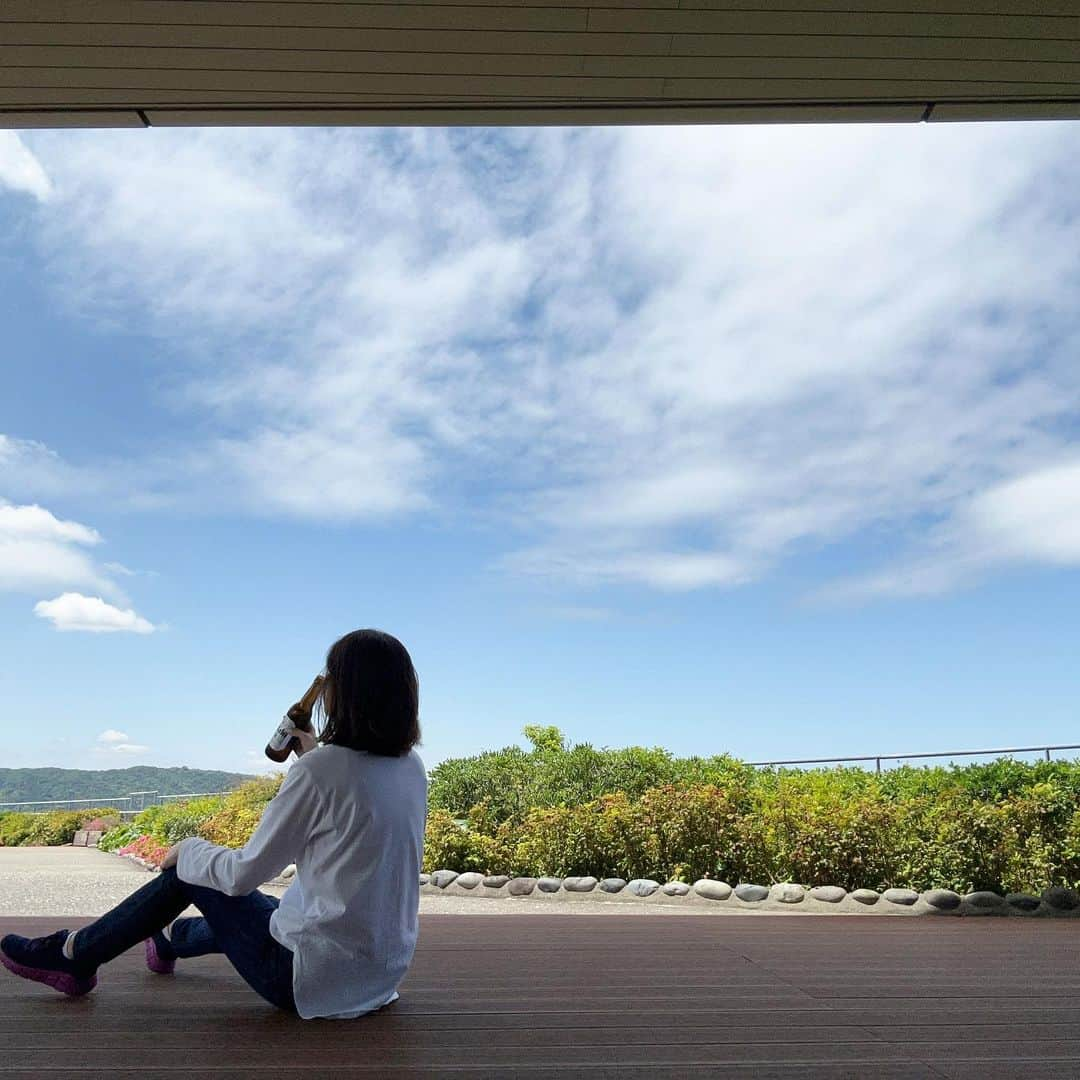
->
<box><xmin>417</xmin><ymin>872</ymin><xmax>1080</xmax><ymax>916</ymax></box>
<box><xmin>109</xmin><ymin>847</ymin><xmax>1078</xmax><ymax>917</ymax></box>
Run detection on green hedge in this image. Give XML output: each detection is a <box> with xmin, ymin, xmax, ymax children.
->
<box><xmin>0</xmin><ymin>808</ymin><xmax>121</xmax><ymax>847</ymax></box>
<box><xmin>422</xmin><ymin>777</ymin><xmax>1080</xmax><ymax>895</ymax></box>
<box><xmin>421</xmin><ymin>730</ymin><xmax>1080</xmax><ymax>894</ymax></box>
<box><xmin>428</xmin><ymin>725</ymin><xmax>757</xmax><ymax>822</ymax></box>
<box><xmin>430</xmin><ymin>727</ymin><xmax>1080</xmax><ymax>822</ymax></box>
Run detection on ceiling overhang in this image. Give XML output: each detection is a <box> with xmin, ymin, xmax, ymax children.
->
<box><xmin>3</xmin><ymin>1</ymin><xmax>1079</xmax><ymax>129</ymax></box>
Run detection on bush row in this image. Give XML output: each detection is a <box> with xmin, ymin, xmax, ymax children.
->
<box><xmin>429</xmin><ymin>726</ymin><xmax>1080</xmax><ymax>822</ymax></box>
<box><xmin>99</xmin><ymin>775</ymin><xmax>284</xmax><ymax>865</ymax></box>
<box><xmin>423</xmin><ymin>777</ymin><xmax>1080</xmax><ymax>895</ymax></box>
<box><xmin>0</xmin><ymin>808</ymin><xmax>121</xmax><ymax>847</ymax></box>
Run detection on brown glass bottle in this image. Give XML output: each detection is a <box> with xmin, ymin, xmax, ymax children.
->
<box><xmin>264</xmin><ymin>674</ymin><xmax>324</xmax><ymax>762</ymax></box>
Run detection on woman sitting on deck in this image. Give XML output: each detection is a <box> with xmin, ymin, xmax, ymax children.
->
<box><xmin>0</xmin><ymin>628</ymin><xmax>428</xmax><ymax>1020</ymax></box>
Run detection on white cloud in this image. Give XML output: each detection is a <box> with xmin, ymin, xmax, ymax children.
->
<box><xmin>0</xmin><ymin>502</ymin><xmax>101</xmax><ymax>545</ymax></box>
<box><xmin>0</xmin><ymin>499</ymin><xmax>157</xmax><ymax>628</ymax></box>
<box><xmin>968</xmin><ymin>461</ymin><xmax>1080</xmax><ymax>565</ymax></box>
<box><xmin>814</xmin><ymin>459</ymin><xmax>1080</xmax><ymax>603</ymax></box>
<box><xmin>95</xmin><ymin>729</ymin><xmax>149</xmax><ymax>755</ymax></box>
<box><xmin>14</xmin><ymin>122</ymin><xmax>1080</xmax><ymax>596</ymax></box>
<box><xmin>0</xmin><ymin>132</ymin><xmax>51</xmax><ymax>200</ymax></box>
<box><xmin>509</xmin><ymin>546</ymin><xmax>750</xmax><ymax>592</ymax></box>
<box><xmin>0</xmin><ymin>434</ymin><xmax>159</xmax><ymax>510</ymax></box>
<box><xmin>0</xmin><ymin>498</ymin><xmax>114</xmax><ymax>595</ymax></box>
<box><xmin>34</xmin><ymin>592</ymin><xmax>156</xmax><ymax>634</ymax></box>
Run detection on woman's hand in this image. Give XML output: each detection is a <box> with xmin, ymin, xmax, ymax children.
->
<box><xmin>292</xmin><ymin>727</ymin><xmax>319</xmax><ymax>756</ymax></box>
<box><xmin>161</xmin><ymin>844</ymin><xmax>180</xmax><ymax>870</ymax></box>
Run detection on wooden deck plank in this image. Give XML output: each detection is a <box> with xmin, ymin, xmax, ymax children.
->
<box><xmin>0</xmin><ymin>1069</ymin><xmax>944</xmax><ymax>1080</ymax></box>
<box><xmin>3</xmin><ymin>914</ymin><xmax>1079</xmax><ymax>1076</ymax></box>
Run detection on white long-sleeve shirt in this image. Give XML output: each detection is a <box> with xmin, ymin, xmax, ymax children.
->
<box><xmin>177</xmin><ymin>744</ymin><xmax>427</xmax><ymax>1019</ymax></box>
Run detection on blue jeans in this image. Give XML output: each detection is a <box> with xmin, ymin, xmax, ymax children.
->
<box><xmin>73</xmin><ymin>867</ymin><xmax>295</xmax><ymax>1012</ymax></box>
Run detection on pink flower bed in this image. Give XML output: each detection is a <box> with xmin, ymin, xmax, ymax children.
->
<box><xmin>119</xmin><ymin>834</ymin><xmax>169</xmax><ymax>869</ymax></box>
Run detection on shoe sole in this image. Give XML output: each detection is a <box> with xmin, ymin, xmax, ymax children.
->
<box><xmin>0</xmin><ymin>951</ymin><xmax>97</xmax><ymax>997</ymax></box>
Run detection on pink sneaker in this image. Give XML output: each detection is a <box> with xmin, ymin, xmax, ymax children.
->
<box><xmin>145</xmin><ymin>934</ymin><xmax>175</xmax><ymax>975</ymax></box>
<box><xmin>1</xmin><ymin>930</ymin><xmax>97</xmax><ymax>997</ymax></box>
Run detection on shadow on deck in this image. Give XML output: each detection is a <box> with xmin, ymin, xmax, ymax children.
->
<box><xmin>2</xmin><ymin>914</ymin><xmax>1079</xmax><ymax>1078</ymax></box>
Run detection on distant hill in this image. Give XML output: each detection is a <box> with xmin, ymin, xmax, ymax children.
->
<box><xmin>0</xmin><ymin>767</ymin><xmax>254</xmax><ymax>806</ymax></box>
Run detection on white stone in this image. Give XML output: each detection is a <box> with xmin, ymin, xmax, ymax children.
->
<box><xmin>563</xmin><ymin>876</ymin><xmax>598</xmax><ymax>892</ymax></box>
<box><xmin>694</xmin><ymin>879</ymin><xmax>733</xmax><ymax>901</ymax></box>
<box><xmin>734</xmin><ymin>883</ymin><xmax>769</xmax><ymax>902</ymax></box>
<box><xmin>882</xmin><ymin>888</ymin><xmax>919</xmax><ymax>906</ymax></box>
<box><xmin>770</xmin><ymin>883</ymin><xmax>806</xmax><ymax>904</ymax></box>
<box><xmin>809</xmin><ymin>886</ymin><xmax>846</xmax><ymax>903</ymax></box>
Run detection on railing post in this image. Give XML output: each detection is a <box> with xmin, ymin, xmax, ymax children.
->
<box><xmin>1046</xmin><ymin>748</ymin><xmax>1052</xmax><ymax>762</ymax></box>
<box><xmin>876</xmin><ymin>757</ymin><xmax>881</xmax><ymax>774</ymax></box>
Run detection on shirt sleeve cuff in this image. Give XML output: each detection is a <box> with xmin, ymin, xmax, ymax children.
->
<box><xmin>176</xmin><ymin>835</ymin><xmax>218</xmax><ymax>887</ymax></box>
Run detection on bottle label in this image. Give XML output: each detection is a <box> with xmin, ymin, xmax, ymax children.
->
<box><xmin>267</xmin><ymin>716</ymin><xmax>296</xmax><ymax>752</ymax></box>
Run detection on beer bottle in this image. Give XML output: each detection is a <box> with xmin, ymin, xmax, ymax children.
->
<box><xmin>265</xmin><ymin>674</ymin><xmax>325</xmax><ymax>762</ymax></box>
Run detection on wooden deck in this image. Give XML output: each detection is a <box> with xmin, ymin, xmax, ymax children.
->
<box><xmin>3</xmin><ymin>914</ymin><xmax>1079</xmax><ymax>1078</ymax></box>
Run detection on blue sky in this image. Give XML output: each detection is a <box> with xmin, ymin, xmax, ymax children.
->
<box><xmin>1</xmin><ymin>122</ymin><xmax>1079</xmax><ymax>780</ymax></box>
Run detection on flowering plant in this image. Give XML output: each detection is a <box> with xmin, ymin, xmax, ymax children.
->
<box><xmin>118</xmin><ymin>834</ymin><xmax>170</xmax><ymax>868</ymax></box>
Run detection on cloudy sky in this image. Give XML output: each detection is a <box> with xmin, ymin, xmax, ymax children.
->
<box><xmin>2</xmin><ymin>120</ymin><xmax>1079</xmax><ymax>779</ymax></box>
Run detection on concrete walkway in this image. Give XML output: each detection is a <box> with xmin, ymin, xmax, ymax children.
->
<box><xmin>0</xmin><ymin>847</ymin><xmax>151</xmax><ymax>917</ymax></box>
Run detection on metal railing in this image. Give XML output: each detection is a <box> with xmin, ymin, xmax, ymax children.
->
<box><xmin>0</xmin><ymin>796</ymin><xmax>133</xmax><ymax>812</ymax></box>
<box><xmin>0</xmin><ymin>789</ymin><xmax>233</xmax><ymax>815</ymax></box>
<box><xmin>159</xmin><ymin>791</ymin><xmax>232</xmax><ymax>802</ymax></box>
<box><xmin>748</xmin><ymin>743</ymin><xmax>1080</xmax><ymax>774</ymax></box>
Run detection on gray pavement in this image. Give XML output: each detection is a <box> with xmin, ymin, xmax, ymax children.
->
<box><xmin>0</xmin><ymin>847</ymin><xmax>151</xmax><ymax>917</ymax></box>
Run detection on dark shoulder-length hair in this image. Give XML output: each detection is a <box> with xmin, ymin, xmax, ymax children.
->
<box><xmin>318</xmin><ymin>629</ymin><xmax>421</xmax><ymax>757</ymax></box>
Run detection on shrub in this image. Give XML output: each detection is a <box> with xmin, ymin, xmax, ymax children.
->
<box><xmin>199</xmin><ymin>805</ymin><xmax>266</xmax><ymax>848</ymax></box>
<box><xmin>24</xmin><ymin>811</ymin><xmax>86</xmax><ymax>846</ymax></box>
<box><xmin>98</xmin><ymin>823</ymin><xmax>140</xmax><ymax>852</ymax></box>
<box><xmin>132</xmin><ymin>797</ymin><xmax>225</xmax><ymax>845</ymax></box>
<box><xmin>0</xmin><ymin>812</ymin><xmax>36</xmax><ymax>847</ymax></box>
<box><xmin>198</xmin><ymin>776</ymin><xmax>284</xmax><ymax>849</ymax></box>
<box><xmin>423</xmin><ymin>766</ymin><xmax>1080</xmax><ymax>894</ymax></box>
<box><xmin>121</xmin><ymin>779</ymin><xmax>280</xmax><ymax>851</ymax></box>
<box><xmin>508</xmin><ymin>786</ymin><xmax>750</xmax><ymax>881</ymax></box>
<box><xmin>422</xmin><ymin>805</ymin><xmax>514</xmax><ymax>874</ymax></box>
<box><xmin>428</xmin><ymin>727</ymin><xmax>755</xmax><ymax>823</ymax></box>
<box><xmin>0</xmin><ymin>807</ymin><xmax>125</xmax><ymax>847</ymax></box>
<box><xmin>739</xmin><ymin>777</ymin><xmax>903</xmax><ymax>889</ymax></box>
<box><xmin>224</xmin><ymin>775</ymin><xmax>284</xmax><ymax>808</ymax></box>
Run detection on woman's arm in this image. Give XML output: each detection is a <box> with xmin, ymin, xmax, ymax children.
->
<box><xmin>173</xmin><ymin>761</ymin><xmax>324</xmax><ymax>896</ymax></box>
